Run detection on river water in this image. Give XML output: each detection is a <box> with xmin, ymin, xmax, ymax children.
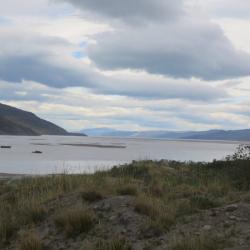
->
<box><xmin>0</xmin><ymin>135</ymin><xmax>240</xmax><ymax>175</ymax></box>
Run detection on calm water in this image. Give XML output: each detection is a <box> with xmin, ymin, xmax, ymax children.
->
<box><xmin>0</xmin><ymin>135</ymin><xmax>240</xmax><ymax>175</ymax></box>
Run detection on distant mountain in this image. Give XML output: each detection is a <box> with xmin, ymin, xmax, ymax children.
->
<box><xmin>81</xmin><ymin>127</ymin><xmax>250</xmax><ymax>141</ymax></box>
<box><xmin>182</xmin><ymin>129</ymin><xmax>250</xmax><ymax>141</ymax></box>
<box><xmin>0</xmin><ymin>103</ymin><xmax>69</xmax><ymax>136</ymax></box>
<box><xmin>80</xmin><ymin>128</ymin><xmax>136</xmax><ymax>137</ymax></box>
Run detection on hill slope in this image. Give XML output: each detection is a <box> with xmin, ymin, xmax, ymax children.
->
<box><xmin>0</xmin><ymin>103</ymin><xmax>68</xmax><ymax>135</ymax></box>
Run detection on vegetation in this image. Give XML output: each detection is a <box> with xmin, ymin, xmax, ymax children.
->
<box><xmin>169</xmin><ymin>233</ymin><xmax>227</xmax><ymax>250</ymax></box>
<box><xmin>54</xmin><ymin>208</ymin><xmax>96</xmax><ymax>237</ymax></box>
<box><xmin>95</xmin><ymin>238</ymin><xmax>132</xmax><ymax>250</ymax></box>
<box><xmin>19</xmin><ymin>232</ymin><xmax>44</xmax><ymax>250</ymax></box>
<box><xmin>81</xmin><ymin>190</ymin><xmax>104</xmax><ymax>202</ymax></box>
<box><xmin>1</xmin><ymin>145</ymin><xmax>250</xmax><ymax>249</ymax></box>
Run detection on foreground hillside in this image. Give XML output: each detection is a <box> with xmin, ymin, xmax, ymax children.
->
<box><xmin>0</xmin><ymin>103</ymin><xmax>68</xmax><ymax>135</ymax></box>
<box><xmin>1</xmin><ymin>147</ymin><xmax>250</xmax><ymax>249</ymax></box>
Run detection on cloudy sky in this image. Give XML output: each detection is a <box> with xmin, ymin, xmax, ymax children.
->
<box><xmin>1</xmin><ymin>0</ymin><xmax>250</xmax><ymax>131</ymax></box>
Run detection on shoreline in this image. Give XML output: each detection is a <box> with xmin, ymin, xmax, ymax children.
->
<box><xmin>0</xmin><ymin>173</ymin><xmax>26</xmax><ymax>181</ymax></box>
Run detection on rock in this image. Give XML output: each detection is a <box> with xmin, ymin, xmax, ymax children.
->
<box><xmin>121</xmin><ymin>229</ymin><xmax>127</xmax><ymax>234</ymax></box>
<box><xmin>202</xmin><ymin>225</ymin><xmax>212</xmax><ymax>231</ymax></box>
<box><xmin>210</xmin><ymin>210</ymin><xmax>218</xmax><ymax>217</ymax></box>
<box><xmin>120</xmin><ymin>216</ymin><xmax>130</xmax><ymax>225</ymax></box>
<box><xmin>229</xmin><ymin>215</ymin><xmax>237</xmax><ymax>220</ymax></box>
<box><xmin>110</xmin><ymin>215</ymin><xmax>117</xmax><ymax>221</ymax></box>
<box><xmin>102</xmin><ymin>204</ymin><xmax>111</xmax><ymax>211</ymax></box>
<box><xmin>1</xmin><ymin>145</ymin><xmax>11</xmax><ymax>149</ymax></box>
<box><xmin>32</xmin><ymin>150</ymin><xmax>43</xmax><ymax>154</ymax></box>
<box><xmin>224</xmin><ymin>220</ymin><xmax>232</xmax><ymax>228</ymax></box>
<box><xmin>241</xmin><ymin>218</ymin><xmax>248</xmax><ymax>222</ymax></box>
<box><xmin>225</xmin><ymin>204</ymin><xmax>238</xmax><ymax>212</ymax></box>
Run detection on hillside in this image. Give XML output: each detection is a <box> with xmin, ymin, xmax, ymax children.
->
<box><xmin>0</xmin><ymin>103</ymin><xmax>68</xmax><ymax>135</ymax></box>
<box><xmin>1</xmin><ymin>150</ymin><xmax>250</xmax><ymax>249</ymax></box>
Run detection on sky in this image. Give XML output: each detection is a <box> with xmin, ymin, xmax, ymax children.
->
<box><xmin>0</xmin><ymin>0</ymin><xmax>250</xmax><ymax>131</ymax></box>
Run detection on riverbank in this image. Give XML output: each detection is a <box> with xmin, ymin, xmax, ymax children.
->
<box><xmin>0</xmin><ymin>173</ymin><xmax>25</xmax><ymax>181</ymax></box>
<box><xmin>1</xmin><ymin>153</ymin><xmax>250</xmax><ymax>249</ymax></box>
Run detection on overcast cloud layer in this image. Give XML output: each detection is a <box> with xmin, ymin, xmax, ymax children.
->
<box><xmin>0</xmin><ymin>0</ymin><xmax>250</xmax><ymax>131</ymax></box>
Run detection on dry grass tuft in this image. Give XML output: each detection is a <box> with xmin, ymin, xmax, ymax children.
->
<box><xmin>19</xmin><ymin>232</ymin><xmax>44</xmax><ymax>250</ymax></box>
<box><xmin>169</xmin><ymin>233</ymin><xmax>227</xmax><ymax>250</ymax></box>
<box><xmin>135</xmin><ymin>195</ymin><xmax>175</xmax><ymax>232</ymax></box>
<box><xmin>23</xmin><ymin>202</ymin><xmax>47</xmax><ymax>224</ymax></box>
<box><xmin>95</xmin><ymin>238</ymin><xmax>132</xmax><ymax>250</ymax></box>
<box><xmin>116</xmin><ymin>184</ymin><xmax>138</xmax><ymax>196</ymax></box>
<box><xmin>54</xmin><ymin>208</ymin><xmax>96</xmax><ymax>237</ymax></box>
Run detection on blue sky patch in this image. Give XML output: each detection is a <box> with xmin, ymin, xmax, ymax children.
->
<box><xmin>72</xmin><ymin>51</ymin><xmax>86</xmax><ymax>59</ymax></box>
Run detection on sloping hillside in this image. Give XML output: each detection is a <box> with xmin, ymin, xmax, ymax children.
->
<box><xmin>0</xmin><ymin>103</ymin><xmax>68</xmax><ymax>135</ymax></box>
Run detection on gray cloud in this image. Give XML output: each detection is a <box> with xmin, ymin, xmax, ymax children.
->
<box><xmin>57</xmin><ymin>0</ymin><xmax>183</xmax><ymax>23</ymax></box>
<box><xmin>0</xmin><ymin>29</ymin><xmax>99</xmax><ymax>88</ymax></box>
<box><xmin>96</xmin><ymin>73</ymin><xmax>227</xmax><ymax>101</ymax></box>
<box><xmin>0</xmin><ymin>24</ymin><xmax>227</xmax><ymax>101</ymax></box>
<box><xmin>60</xmin><ymin>0</ymin><xmax>250</xmax><ymax>80</ymax></box>
<box><xmin>0</xmin><ymin>54</ymin><xmax>95</xmax><ymax>88</ymax></box>
<box><xmin>89</xmin><ymin>18</ymin><xmax>250</xmax><ymax>81</ymax></box>
<box><xmin>202</xmin><ymin>0</ymin><xmax>250</xmax><ymax>19</ymax></box>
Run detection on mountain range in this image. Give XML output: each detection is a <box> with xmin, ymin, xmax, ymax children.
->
<box><xmin>0</xmin><ymin>103</ymin><xmax>69</xmax><ymax>136</ymax></box>
<box><xmin>1</xmin><ymin>102</ymin><xmax>250</xmax><ymax>140</ymax></box>
<box><xmin>81</xmin><ymin>127</ymin><xmax>250</xmax><ymax>141</ymax></box>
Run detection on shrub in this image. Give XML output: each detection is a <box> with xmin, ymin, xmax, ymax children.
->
<box><xmin>190</xmin><ymin>195</ymin><xmax>219</xmax><ymax>210</ymax></box>
<box><xmin>226</xmin><ymin>145</ymin><xmax>250</xmax><ymax>161</ymax></box>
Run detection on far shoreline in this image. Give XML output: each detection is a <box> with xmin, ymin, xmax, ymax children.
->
<box><xmin>0</xmin><ymin>134</ymin><xmax>248</xmax><ymax>145</ymax></box>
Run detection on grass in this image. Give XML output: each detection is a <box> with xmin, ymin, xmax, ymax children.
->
<box><xmin>19</xmin><ymin>232</ymin><xmax>44</xmax><ymax>250</ymax></box>
<box><xmin>1</xmin><ymin>146</ymin><xmax>250</xmax><ymax>248</ymax></box>
<box><xmin>116</xmin><ymin>184</ymin><xmax>138</xmax><ymax>196</ymax></box>
<box><xmin>169</xmin><ymin>233</ymin><xmax>228</xmax><ymax>250</ymax></box>
<box><xmin>81</xmin><ymin>190</ymin><xmax>103</xmax><ymax>202</ymax></box>
<box><xmin>135</xmin><ymin>195</ymin><xmax>176</xmax><ymax>232</ymax></box>
<box><xmin>54</xmin><ymin>208</ymin><xmax>96</xmax><ymax>237</ymax></box>
<box><xmin>95</xmin><ymin>238</ymin><xmax>132</xmax><ymax>250</ymax></box>
<box><xmin>189</xmin><ymin>194</ymin><xmax>219</xmax><ymax>210</ymax></box>
<box><xmin>23</xmin><ymin>201</ymin><xmax>47</xmax><ymax>224</ymax></box>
